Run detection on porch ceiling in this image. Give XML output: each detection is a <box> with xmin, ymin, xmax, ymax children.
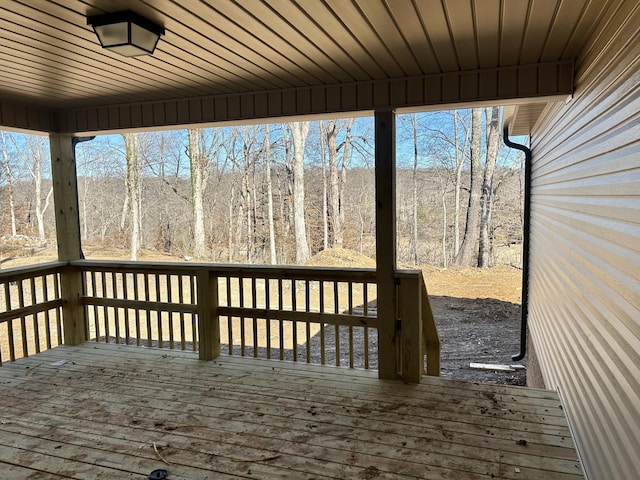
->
<box><xmin>0</xmin><ymin>0</ymin><xmax>615</xmax><ymax>134</ymax></box>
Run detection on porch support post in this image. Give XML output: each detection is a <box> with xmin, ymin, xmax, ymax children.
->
<box><xmin>398</xmin><ymin>274</ymin><xmax>423</xmax><ymax>383</ymax></box>
<box><xmin>375</xmin><ymin>110</ymin><xmax>398</xmax><ymax>380</ymax></box>
<box><xmin>49</xmin><ymin>134</ymin><xmax>86</xmax><ymax>345</ymax></box>
<box><xmin>197</xmin><ymin>270</ymin><xmax>220</xmax><ymax>360</ymax></box>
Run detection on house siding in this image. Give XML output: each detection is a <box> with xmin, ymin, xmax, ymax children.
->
<box><xmin>528</xmin><ymin>2</ymin><xmax>640</xmax><ymax>479</ymax></box>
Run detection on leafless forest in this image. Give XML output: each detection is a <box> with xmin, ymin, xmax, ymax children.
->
<box><xmin>0</xmin><ymin>108</ymin><xmax>526</xmax><ymax>268</ymax></box>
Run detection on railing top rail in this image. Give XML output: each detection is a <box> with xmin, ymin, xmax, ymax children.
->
<box><xmin>395</xmin><ymin>269</ymin><xmax>424</xmax><ymax>278</ymax></box>
<box><xmin>0</xmin><ymin>261</ymin><xmax>67</xmax><ymax>281</ymax></box>
<box><xmin>0</xmin><ymin>261</ymin><xmax>424</xmax><ymax>283</ymax></box>
<box><xmin>71</xmin><ymin>259</ymin><xmax>378</xmax><ymax>281</ymax></box>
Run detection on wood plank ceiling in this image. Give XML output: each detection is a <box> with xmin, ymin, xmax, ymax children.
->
<box><xmin>0</xmin><ymin>0</ymin><xmax>614</xmax><ymax>133</ymax></box>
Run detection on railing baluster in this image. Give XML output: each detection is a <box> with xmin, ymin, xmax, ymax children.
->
<box><xmin>133</xmin><ymin>273</ymin><xmax>141</xmax><ymax>346</ymax></box>
<box><xmin>17</xmin><ymin>280</ymin><xmax>27</xmax><ymax>358</ymax></box>
<box><xmin>239</xmin><ymin>277</ymin><xmax>245</xmax><ymax>356</ymax></box>
<box><xmin>178</xmin><ymin>275</ymin><xmax>186</xmax><ymax>350</ymax></box>
<box><xmin>334</xmin><ymin>281</ymin><xmax>340</xmax><ymax>367</ymax></box>
<box><xmin>122</xmin><ymin>273</ymin><xmax>131</xmax><ymax>345</ymax></box>
<box><xmin>278</xmin><ymin>278</ymin><xmax>284</xmax><ymax>360</ymax></box>
<box><xmin>102</xmin><ymin>271</ymin><xmax>110</xmax><ymax>343</ymax></box>
<box><xmin>5</xmin><ymin>281</ymin><xmax>15</xmax><ymax>362</ymax></box>
<box><xmin>320</xmin><ymin>281</ymin><xmax>325</xmax><ymax>365</ymax></box>
<box><xmin>29</xmin><ymin>276</ymin><xmax>40</xmax><ymax>354</ymax></box>
<box><xmin>144</xmin><ymin>273</ymin><xmax>152</xmax><ymax>347</ymax></box>
<box><xmin>348</xmin><ymin>281</ymin><xmax>354</xmax><ymax>368</ymax></box>
<box><xmin>42</xmin><ymin>274</ymin><xmax>52</xmax><ymax>350</ymax></box>
<box><xmin>167</xmin><ymin>274</ymin><xmax>175</xmax><ymax>349</ymax></box>
<box><xmin>305</xmin><ymin>280</ymin><xmax>311</xmax><ymax>363</ymax></box>
<box><xmin>291</xmin><ymin>279</ymin><xmax>297</xmax><ymax>362</ymax></box>
<box><xmin>252</xmin><ymin>277</ymin><xmax>258</xmax><ymax>358</ymax></box>
<box><xmin>265</xmin><ymin>278</ymin><xmax>271</xmax><ymax>360</ymax></box>
<box><xmin>53</xmin><ymin>271</ymin><xmax>62</xmax><ymax>346</ymax></box>
<box><xmin>89</xmin><ymin>270</ymin><xmax>98</xmax><ymax>342</ymax></box>
<box><xmin>226</xmin><ymin>275</ymin><xmax>232</xmax><ymax>354</ymax></box>
<box><xmin>190</xmin><ymin>274</ymin><xmax>197</xmax><ymax>351</ymax></box>
<box><xmin>156</xmin><ymin>274</ymin><xmax>163</xmax><ymax>348</ymax></box>
<box><xmin>112</xmin><ymin>272</ymin><xmax>121</xmax><ymax>343</ymax></box>
<box><xmin>363</xmin><ymin>283</ymin><xmax>369</xmax><ymax>370</ymax></box>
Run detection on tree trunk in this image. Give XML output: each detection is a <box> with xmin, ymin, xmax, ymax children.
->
<box><xmin>244</xmin><ymin>167</ymin><xmax>252</xmax><ymax>263</ymax></box>
<box><xmin>320</xmin><ymin>124</ymin><xmax>329</xmax><ymax>250</ymax></box>
<box><xmin>228</xmin><ymin>186</ymin><xmax>235</xmax><ymax>262</ymax></box>
<box><xmin>0</xmin><ymin>132</ymin><xmax>17</xmax><ymax>236</ymax></box>
<box><xmin>338</xmin><ymin>119</ymin><xmax>354</xmax><ymax>245</ymax></box>
<box><xmin>288</xmin><ymin>122</ymin><xmax>311</xmax><ymax>264</ymax></box>
<box><xmin>265</xmin><ymin>125</ymin><xmax>277</xmax><ymax>264</ymax></box>
<box><xmin>453</xmin><ymin>110</ymin><xmax>471</xmax><ymax>258</ymax></box>
<box><xmin>123</xmin><ymin>133</ymin><xmax>142</xmax><ymax>261</ymax></box>
<box><xmin>411</xmin><ymin>113</ymin><xmax>419</xmax><ymax>265</ymax></box>
<box><xmin>478</xmin><ymin>107</ymin><xmax>501</xmax><ymax>267</ymax></box>
<box><xmin>324</xmin><ymin>120</ymin><xmax>342</xmax><ymax>247</ymax></box>
<box><xmin>39</xmin><ymin>187</ymin><xmax>53</xmax><ymax>240</ymax></box>
<box><xmin>322</xmin><ymin>118</ymin><xmax>354</xmax><ymax>248</ymax></box>
<box><xmin>21</xmin><ymin>136</ymin><xmax>51</xmax><ymax>241</ymax></box>
<box><xmin>454</xmin><ymin>108</ymin><xmax>483</xmax><ymax>267</ymax></box>
<box><xmin>188</xmin><ymin>129</ymin><xmax>208</xmax><ymax>260</ymax></box>
<box><xmin>442</xmin><ymin>188</ymin><xmax>448</xmax><ymax>268</ymax></box>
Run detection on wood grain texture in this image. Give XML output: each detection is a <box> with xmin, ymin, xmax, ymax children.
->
<box><xmin>0</xmin><ymin>342</ymin><xmax>584</xmax><ymax>479</ymax></box>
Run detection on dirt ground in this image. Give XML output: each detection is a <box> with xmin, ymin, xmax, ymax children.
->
<box><xmin>1</xmin><ymin>243</ymin><xmax>525</xmax><ymax>385</ymax></box>
<box><xmin>423</xmin><ymin>266</ymin><xmax>525</xmax><ymax>385</ymax></box>
<box><xmin>307</xmin><ymin>249</ymin><xmax>526</xmax><ymax>386</ymax></box>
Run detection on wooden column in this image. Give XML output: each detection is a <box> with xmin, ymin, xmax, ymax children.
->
<box><xmin>375</xmin><ymin>110</ymin><xmax>398</xmax><ymax>380</ymax></box>
<box><xmin>398</xmin><ymin>274</ymin><xmax>422</xmax><ymax>383</ymax></box>
<box><xmin>49</xmin><ymin>134</ymin><xmax>85</xmax><ymax>345</ymax></box>
<box><xmin>197</xmin><ymin>270</ymin><xmax>220</xmax><ymax>360</ymax></box>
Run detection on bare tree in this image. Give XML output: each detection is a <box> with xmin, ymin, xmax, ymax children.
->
<box><xmin>122</xmin><ymin>133</ymin><xmax>142</xmax><ymax>260</ymax></box>
<box><xmin>321</xmin><ymin>118</ymin><xmax>355</xmax><ymax>248</ymax></box>
<box><xmin>287</xmin><ymin>121</ymin><xmax>311</xmax><ymax>263</ymax></box>
<box><xmin>187</xmin><ymin>129</ymin><xmax>208</xmax><ymax>259</ymax></box>
<box><xmin>12</xmin><ymin>135</ymin><xmax>53</xmax><ymax>241</ymax></box>
<box><xmin>264</xmin><ymin>125</ymin><xmax>277</xmax><ymax>264</ymax></box>
<box><xmin>411</xmin><ymin>113</ymin><xmax>419</xmax><ymax>265</ymax></box>
<box><xmin>454</xmin><ymin>108</ymin><xmax>483</xmax><ymax>267</ymax></box>
<box><xmin>453</xmin><ymin>110</ymin><xmax>471</xmax><ymax>256</ymax></box>
<box><xmin>319</xmin><ymin>125</ymin><xmax>329</xmax><ymax>250</ymax></box>
<box><xmin>0</xmin><ymin>132</ymin><xmax>17</xmax><ymax>236</ymax></box>
<box><xmin>478</xmin><ymin>107</ymin><xmax>502</xmax><ymax>267</ymax></box>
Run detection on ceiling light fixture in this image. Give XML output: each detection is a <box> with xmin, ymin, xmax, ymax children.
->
<box><xmin>87</xmin><ymin>10</ymin><xmax>165</xmax><ymax>57</ymax></box>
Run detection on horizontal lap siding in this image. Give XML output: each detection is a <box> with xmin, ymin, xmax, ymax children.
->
<box><xmin>528</xmin><ymin>2</ymin><xmax>640</xmax><ymax>479</ymax></box>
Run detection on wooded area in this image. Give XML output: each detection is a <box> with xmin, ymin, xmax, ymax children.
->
<box><xmin>0</xmin><ymin>108</ymin><xmax>525</xmax><ymax>268</ymax></box>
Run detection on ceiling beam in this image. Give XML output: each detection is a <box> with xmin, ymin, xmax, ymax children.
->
<box><xmin>0</xmin><ymin>99</ymin><xmax>55</xmax><ymax>134</ymax></box>
<box><xmin>2</xmin><ymin>61</ymin><xmax>573</xmax><ymax>134</ymax></box>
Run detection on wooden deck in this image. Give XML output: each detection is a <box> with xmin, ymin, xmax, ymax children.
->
<box><xmin>0</xmin><ymin>343</ymin><xmax>584</xmax><ymax>479</ymax></box>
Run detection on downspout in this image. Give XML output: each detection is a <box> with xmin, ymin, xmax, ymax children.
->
<box><xmin>503</xmin><ymin>128</ymin><xmax>531</xmax><ymax>362</ymax></box>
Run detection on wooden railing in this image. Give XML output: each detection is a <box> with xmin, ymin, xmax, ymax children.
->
<box><xmin>0</xmin><ymin>260</ymin><xmax>440</xmax><ymax>380</ymax></box>
<box><xmin>0</xmin><ymin>262</ymin><xmax>65</xmax><ymax>365</ymax></box>
<box><xmin>77</xmin><ymin>261</ymin><xmax>380</xmax><ymax>369</ymax></box>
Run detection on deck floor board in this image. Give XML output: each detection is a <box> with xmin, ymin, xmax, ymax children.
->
<box><xmin>0</xmin><ymin>343</ymin><xmax>585</xmax><ymax>479</ymax></box>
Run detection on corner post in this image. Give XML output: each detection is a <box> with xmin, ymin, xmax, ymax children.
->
<box><xmin>49</xmin><ymin>134</ymin><xmax>86</xmax><ymax>345</ymax></box>
<box><xmin>375</xmin><ymin>110</ymin><xmax>399</xmax><ymax>380</ymax></box>
<box><xmin>398</xmin><ymin>274</ymin><xmax>423</xmax><ymax>383</ymax></box>
<box><xmin>197</xmin><ymin>269</ymin><xmax>220</xmax><ymax>360</ymax></box>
